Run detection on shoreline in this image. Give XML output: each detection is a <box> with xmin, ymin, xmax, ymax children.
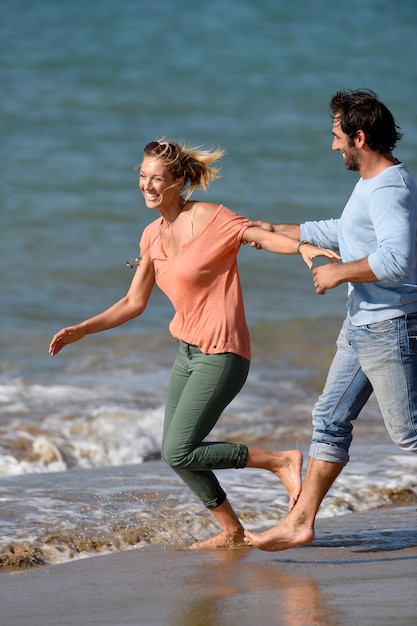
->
<box><xmin>1</xmin><ymin>506</ymin><xmax>416</xmax><ymax>625</ymax></box>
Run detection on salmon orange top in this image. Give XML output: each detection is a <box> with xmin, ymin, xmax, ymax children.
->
<box><xmin>140</xmin><ymin>204</ymin><xmax>250</xmax><ymax>359</ymax></box>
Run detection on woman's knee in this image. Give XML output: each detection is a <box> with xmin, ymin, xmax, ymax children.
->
<box><xmin>161</xmin><ymin>441</ymin><xmax>189</xmax><ymax>469</ymax></box>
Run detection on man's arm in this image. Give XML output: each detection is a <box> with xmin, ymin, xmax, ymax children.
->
<box><xmin>272</xmin><ymin>224</ymin><xmax>300</xmax><ymax>241</ymax></box>
<box><xmin>269</xmin><ymin>223</ymin><xmax>300</xmax><ymax>239</ymax></box>
<box><xmin>246</xmin><ymin>221</ymin><xmax>300</xmax><ymax>245</ymax></box>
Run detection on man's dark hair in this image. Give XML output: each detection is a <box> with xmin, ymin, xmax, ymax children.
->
<box><xmin>330</xmin><ymin>89</ymin><xmax>403</xmax><ymax>154</ymax></box>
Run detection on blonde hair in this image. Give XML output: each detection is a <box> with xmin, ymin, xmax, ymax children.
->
<box><xmin>137</xmin><ymin>138</ymin><xmax>225</xmax><ymax>200</ymax></box>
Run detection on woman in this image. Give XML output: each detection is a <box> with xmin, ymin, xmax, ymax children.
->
<box><xmin>49</xmin><ymin>139</ymin><xmax>339</xmax><ymax>549</ymax></box>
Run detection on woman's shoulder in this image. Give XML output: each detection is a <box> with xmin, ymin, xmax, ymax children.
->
<box><xmin>141</xmin><ymin>215</ymin><xmax>162</xmax><ymax>238</ymax></box>
<box><xmin>188</xmin><ymin>201</ymin><xmax>241</xmax><ymax>221</ymax></box>
<box><xmin>188</xmin><ymin>200</ymin><xmax>221</xmax><ymax>216</ymax></box>
<box><xmin>184</xmin><ymin>201</ymin><xmax>221</xmax><ymax>234</ymax></box>
<box><xmin>187</xmin><ymin>201</ymin><xmax>247</xmax><ymax>241</ymax></box>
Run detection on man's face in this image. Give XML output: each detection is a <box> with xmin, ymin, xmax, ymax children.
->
<box><xmin>332</xmin><ymin>115</ymin><xmax>360</xmax><ymax>172</ymax></box>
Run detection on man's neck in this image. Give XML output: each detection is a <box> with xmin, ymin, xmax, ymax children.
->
<box><xmin>359</xmin><ymin>151</ymin><xmax>397</xmax><ymax>179</ymax></box>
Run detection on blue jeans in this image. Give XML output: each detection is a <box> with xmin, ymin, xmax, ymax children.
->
<box><xmin>162</xmin><ymin>341</ymin><xmax>250</xmax><ymax>509</ymax></box>
<box><xmin>310</xmin><ymin>313</ymin><xmax>417</xmax><ymax>465</ymax></box>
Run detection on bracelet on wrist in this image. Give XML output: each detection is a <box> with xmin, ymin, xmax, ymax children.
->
<box><xmin>297</xmin><ymin>240</ymin><xmax>312</xmax><ymax>253</ymax></box>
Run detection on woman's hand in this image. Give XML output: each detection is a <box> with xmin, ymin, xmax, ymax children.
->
<box><xmin>49</xmin><ymin>325</ymin><xmax>87</xmax><ymax>356</ymax></box>
<box><xmin>299</xmin><ymin>243</ymin><xmax>340</xmax><ymax>269</ymax></box>
<box><xmin>49</xmin><ymin>256</ymin><xmax>156</xmax><ymax>357</ymax></box>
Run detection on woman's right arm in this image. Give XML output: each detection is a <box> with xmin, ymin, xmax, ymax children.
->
<box><xmin>49</xmin><ymin>256</ymin><xmax>155</xmax><ymax>356</ymax></box>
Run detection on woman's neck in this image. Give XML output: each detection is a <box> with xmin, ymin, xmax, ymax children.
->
<box><xmin>160</xmin><ymin>197</ymin><xmax>186</xmax><ymax>225</ymax></box>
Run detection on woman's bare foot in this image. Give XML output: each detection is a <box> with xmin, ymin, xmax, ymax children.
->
<box><xmin>244</xmin><ymin>519</ymin><xmax>314</xmax><ymax>552</ymax></box>
<box><xmin>189</xmin><ymin>530</ymin><xmax>250</xmax><ymax>550</ymax></box>
<box><xmin>271</xmin><ymin>450</ymin><xmax>303</xmax><ymax>510</ymax></box>
<box><xmin>246</xmin><ymin>448</ymin><xmax>303</xmax><ymax>511</ymax></box>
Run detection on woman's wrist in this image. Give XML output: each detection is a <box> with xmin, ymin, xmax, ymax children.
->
<box><xmin>296</xmin><ymin>240</ymin><xmax>312</xmax><ymax>253</ymax></box>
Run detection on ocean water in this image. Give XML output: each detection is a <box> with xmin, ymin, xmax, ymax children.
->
<box><xmin>1</xmin><ymin>0</ymin><xmax>417</xmax><ymax>570</ymax></box>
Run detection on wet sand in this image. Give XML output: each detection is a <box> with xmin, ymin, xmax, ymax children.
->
<box><xmin>1</xmin><ymin>506</ymin><xmax>416</xmax><ymax>626</ymax></box>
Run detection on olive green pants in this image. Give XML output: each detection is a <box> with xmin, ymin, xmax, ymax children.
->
<box><xmin>162</xmin><ymin>341</ymin><xmax>250</xmax><ymax>509</ymax></box>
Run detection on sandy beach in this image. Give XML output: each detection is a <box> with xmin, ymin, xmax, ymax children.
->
<box><xmin>1</xmin><ymin>506</ymin><xmax>416</xmax><ymax>626</ymax></box>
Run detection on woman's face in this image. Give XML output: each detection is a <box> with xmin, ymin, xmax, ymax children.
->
<box><xmin>139</xmin><ymin>156</ymin><xmax>182</xmax><ymax>210</ymax></box>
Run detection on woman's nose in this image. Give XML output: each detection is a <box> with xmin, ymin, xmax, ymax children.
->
<box><xmin>141</xmin><ymin>180</ymin><xmax>152</xmax><ymax>191</ymax></box>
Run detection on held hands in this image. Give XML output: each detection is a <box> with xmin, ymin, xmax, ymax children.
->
<box><xmin>244</xmin><ymin>220</ymin><xmax>275</xmax><ymax>249</ymax></box>
<box><xmin>49</xmin><ymin>325</ymin><xmax>87</xmax><ymax>356</ymax></box>
<box><xmin>244</xmin><ymin>223</ymin><xmax>342</xmax><ymax>294</ymax></box>
<box><xmin>298</xmin><ymin>243</ymin><xmax>341</xmax><ymax>295</ymax></box>
<box><xmin>312</xmin><ymin>263</ymin><xmax>344</xmax><ymax>295</ymax></box>
<box><xmin>298</xmin><ymin>243</ymin><xmax>340</xmax><ymax>270</ymax></box>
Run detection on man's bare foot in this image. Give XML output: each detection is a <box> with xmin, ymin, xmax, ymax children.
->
<box><xmin>189</xmin><ymin>530</ymin><xmax>250</xmax><ymax>550</ymax></box>
<box><xmin>271</xmin><ymin>450</ymin><xmax>303</xmax><ymax>511</ymax></box>
<box><xmin>244</xmin><ymin>519</ymin><xmax>314</xmax><ymax>552</ymax></box>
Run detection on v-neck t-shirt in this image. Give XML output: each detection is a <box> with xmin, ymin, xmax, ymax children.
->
<box><xmin>140</xmin><ymin>204</ymin><xmax>251</xmax><ymax>359</ymax></box>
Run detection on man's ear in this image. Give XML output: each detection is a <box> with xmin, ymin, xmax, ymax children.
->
<box><xmin>355</xmin><ymin>129</ymin><xmax>367</xmax><ymax>147</ymax></box>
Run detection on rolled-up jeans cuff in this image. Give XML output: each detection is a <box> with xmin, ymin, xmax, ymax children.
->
<box><xmin>309</xmin><ymin>442</ymin><xmax>349</xmax><ymax>466</ymax></box>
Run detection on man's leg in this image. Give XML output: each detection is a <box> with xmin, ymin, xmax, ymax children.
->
<box><xmin>244</xmin><ymin>458</ymin><xmax>343</xmax><ymax>551</ymax></box>
<box><xmin>350</xmin><ymin>314</ymin><xmax>417</xmax><ymax>453</ymax></box>
<box><xmin>245</xmin><ymin>318</ymin><xmax>373</xmax><ymax>551</ymax></box>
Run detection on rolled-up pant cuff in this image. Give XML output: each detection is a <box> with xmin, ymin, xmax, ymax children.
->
<box><xmin>309</xmin><ymin>442</ymin><xmax>349</xmax><ymax>465</ymax></box>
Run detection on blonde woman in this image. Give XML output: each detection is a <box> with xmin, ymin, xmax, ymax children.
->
<box><xmin>49</xmin><ymin>139</ymin><xmax>338</xmax><ymax>549</ymax></box>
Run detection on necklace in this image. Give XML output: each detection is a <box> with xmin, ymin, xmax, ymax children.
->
<box><xmin>126</xmin><ymin>202</ymin><xmax>185</xmax><ymax>269</ymax></box>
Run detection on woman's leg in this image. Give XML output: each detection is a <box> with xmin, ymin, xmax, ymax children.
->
<box><xmin>189</xmin><ymin>499</ymin><xmax>248</xmax><ymax>550</ymax></box>
<box><xmin>245</xmin><ymin>447</ymin><xmax>303</xmax><ymax>510</ymax></box>
<box><xmin>162</xmin><ymin>343</ymin><xmax>250</xmax><ymax>508</ymax></box>
<box><xmin>163</xmin><ymin>342</ymin><xmax>250</xmax><ymax>548</ymax></box>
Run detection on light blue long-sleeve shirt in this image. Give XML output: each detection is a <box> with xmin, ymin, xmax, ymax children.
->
<box><xmin>301</xmin><ymin>162</ymin><xmax>417</xmax><ymax>325</ymax></box>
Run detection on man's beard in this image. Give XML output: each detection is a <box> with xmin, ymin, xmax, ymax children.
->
<box><xmin>344</xmin><ymin>147</ymin><xmax>360</xmax><ymax>172</ymax></box>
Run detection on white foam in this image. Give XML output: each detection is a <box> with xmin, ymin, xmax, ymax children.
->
<box><xmin>0</xmin><ymin>379</ymin><xmax>165</xmax><ymax>476</ymax></box>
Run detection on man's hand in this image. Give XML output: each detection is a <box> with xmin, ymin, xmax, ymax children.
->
<box><xmin>244</xmin><ymin>220</ymin><xmax>275</xmax><ymax>249</ymax></box>
<box><xmin>312</xmin><ymin>263</ymin><xmax>343</xmax><ymax>295</ymax></box>
<box><xmin>312</xmin><ymin>256</ymin><xmax>377</xmax><ymax>294</ymax></box>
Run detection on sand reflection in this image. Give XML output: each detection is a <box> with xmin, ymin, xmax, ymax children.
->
<box><xmin>172</xmin><ymin>548</ymin><xmax>340</xmax><ymax>626</ymax></box>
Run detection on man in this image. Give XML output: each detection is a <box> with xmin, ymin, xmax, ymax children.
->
<box><xmin>245</xmin><ymin>89</ymin><xmax>417</xmax><ymax>551</ymax></box>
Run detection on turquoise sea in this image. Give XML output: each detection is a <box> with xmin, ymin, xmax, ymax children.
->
<box><xmin>1</xmin><ymin>0</ymin><xmax>417</xmax><ymax>569</ymax></box>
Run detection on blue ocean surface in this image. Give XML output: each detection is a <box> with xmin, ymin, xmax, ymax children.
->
<box><xmin>1</xmin><ymin>0</ymin><xmax>417</xmax><ymax>569</ymax></box>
